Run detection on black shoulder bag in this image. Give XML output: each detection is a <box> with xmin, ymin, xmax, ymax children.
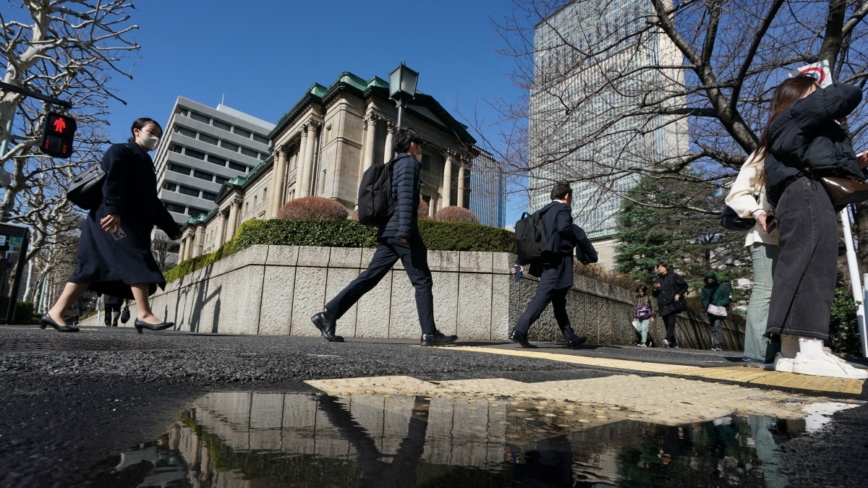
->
<box><xmin>66</xmin><ymin>164</ymin><xmax>106</xmax><ymax>210</ymax></box>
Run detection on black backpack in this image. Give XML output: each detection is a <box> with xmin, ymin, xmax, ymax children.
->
<box><xmin>357</xmin><ymin>159</ymin><xmax>395</xmax><ymax>226</ymax></box>
<box><xmin>514</xmin><ymin>209</ymin><xmax>548</xmax><ymax>264</ymax></box>
<box><xmin>66</xmin><ymin>163</ymin><xmax>106</xmax><ymax>210</ymax></box>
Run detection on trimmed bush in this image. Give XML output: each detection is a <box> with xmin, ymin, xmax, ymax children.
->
<box><xmin>435</xmin><ymin>206</ymin><xmax>479</xmax><ymax>224</ymax></box>
<box><xmin>278</xmin><ymin>196</ymin><xmax>348</xmax><ymax>220</ymax></box>
<box><xmin>166</xmin><ymin>219</ymin><xmax>516</xmax><ymax>282</ymax></box>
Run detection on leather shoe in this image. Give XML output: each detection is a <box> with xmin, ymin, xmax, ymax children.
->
<box><xmin>566</xmin><ymin>336</ymin><xmax>587</xmax><ymax>349</ymax></box>
<box><xmin>421</xmin><ymin>331</ymin><xmax>457</xmax><ymax>346</ymax></box>
<box><xmin>311</xmin><ymin>311</ymin><xmax>344</xmax><ymax>342</ymax></box>
<box><xmin>40</xmin><ymin>314</ymin><xmax>79</xmax><ymax>333</ymax></box>
<box><xmin>134</xmin><ymin>319</ymin><xmax>174</xmax><ymax>334</ymax></box>
<box><xmin>509</xmin><ymin>330</ymin><xmax>537</xmax><ymax>348</ymax></box>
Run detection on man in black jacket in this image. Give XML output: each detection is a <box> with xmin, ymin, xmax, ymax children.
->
<box><xmin>311</xmin><ymin>128</ymin><xmax>457</xmax><ymax>347</ymax></box>
<box><xmin>510</xmin><ymin>182</ymin><xmax>594</xmax><ymax>349</ymax></box>
<box><xmin>652</xmin><ymin>263</ymin><xmax>688</xmax><ymax>348</ymax></box>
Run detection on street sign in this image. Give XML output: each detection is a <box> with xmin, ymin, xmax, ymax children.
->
<box><xmin>38</xmin><ymin>112</ymin><xmax>76</xmax><ymax>158</ymax></box>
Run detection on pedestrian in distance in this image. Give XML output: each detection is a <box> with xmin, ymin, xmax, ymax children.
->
<box><xmin>40</xmin><ymin>118</ymin><xmax>182</xmax><ymax>334</ymax></box>
<box><xmin>311</xmin><ymin>128</ymin><xmax>457</xmax><ymax>346</ymax></box>
<box><xmin>103</xmin><ymin>294</ymin><xmax>123</xmax><ymax>327</ymax></box>
<box><xmin>634</xmin><ymin>285</ymin><xmax>656</xmax><ymax>347</ymax></box>
<box><xmin>700</xmin><ymin>272</ymin><xmax>731</xmax><ymax>351</ymax></box>
<box><xmin>509</xmin><ymin>182</ymin><xmax>592</xmax><ymax>349</ymax></box>
<box><xmin>763</xmin><ymin>76</ymin><xmax>868</xmax><ymax>379</ymax></box>
<box><xmin>724</xmin><ymin>149</ymin><xmax>779</xmax><ymax>366</ymax></box>
<box><xmin>652</xmin><ymin>263</ymin><xmax>688</xmax><ymax>348</ymax></box>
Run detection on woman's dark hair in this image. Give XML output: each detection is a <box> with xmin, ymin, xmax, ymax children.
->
<box><xmin>657</xmin><ymin>262</ymin><xmax>668</xmax><ymax>270</ymax></box>
<box><xmin>636</xmin><ymin>284</ymin><xmax>648</xmax><ymax>294</ymax></box>
<box><xmin>128</xmin><ymin>117</ymin><xmax>162</xmax><ymax>143</ymax></box>
<box><xmin>759</xmin><ymin>76</ymin><xmax>819</xmax><ymax>154</ymax></box>
<box><xmin>393</xmin><ymin>127</ymin><xmax>422</xmax><ymax>153</ymax></box>
<box><xmin>551</xmin><ymin>181</ymin><xmax>572</xmax><ymax>200</ymax></box>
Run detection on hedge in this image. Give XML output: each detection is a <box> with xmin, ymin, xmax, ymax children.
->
<box><xmin>165</xmin><ymin>218</ymin><xmax>515</xmax><ymax>283</ymax></box>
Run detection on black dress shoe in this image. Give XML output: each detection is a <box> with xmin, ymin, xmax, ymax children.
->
<box><xmin>566</xmin><ymin>336</ymin><xmax>587</xmax><ymax>349</ymax></box>
<box><xmin>421</xmin><ymin>331</ymin><xmax>458</xmax><ymax>346</ymax></box>
<box><xmin>40</xmin><ymin>314</ymin><xmax>79</xmax><ymax>333</ymax></box>
<box><xmin>134</xmin><ymin>319</ymin><xmax>174</xmax><ymax>334</ymax></box>
<box><xmin>311</xmin><ymin>311</ymin><xmax>344</xmax><ymax>342</ymax></box>
<box><xmin>509</xmin><ymin>330</ymin><xmax>537</xmax><ymax>348</ymax></box>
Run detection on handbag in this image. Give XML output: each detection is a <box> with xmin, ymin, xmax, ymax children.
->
<box><xmin>720</xmin><ymin>206</ymin><xmax>756</xmax><ymax>231</ymax></box>
<box><xmin>672</xmin><ymin>297</ymin><xmax>688</xmax><ymax>313</ymax></box>
<box><xmin>120</xmin><ymin>302</ymin><xmax>130</xmax><ymax>324</ymax></box>
<box><xmin>636</xmin><ymin>305</ymin><xmax>652</xmax><ymax>320</ymax></box>
<box><xmin>817</xmin><ymin>175</ymin><xmax>868</xmax><ymax>206</ymax></box>
<box><xmin>707</xmin><ymin>304</ymin><xmax>728</xmax><ymax>317</ymax></box>
<box><xmin>66</xmin><ymin>163</ymin><xmax>106</xmax><ymax>210</ymax></box>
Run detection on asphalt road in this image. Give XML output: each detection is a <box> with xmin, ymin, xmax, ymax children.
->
<box><xmin>1</xmin><ymin>325</ymin><xmax>867</xmax><ymax>487</ymax></box>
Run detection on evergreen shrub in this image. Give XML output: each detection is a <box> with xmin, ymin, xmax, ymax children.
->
<box><xmin>829</xmin><ymin>286</ymin><xmax>861</xmax><ymax>356</ymax></box>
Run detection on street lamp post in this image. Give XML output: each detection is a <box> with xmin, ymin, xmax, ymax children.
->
<box><xmin>389</xmin><ymin>63</ymin><xmax>419</xmax><ymax>129</ymax></box>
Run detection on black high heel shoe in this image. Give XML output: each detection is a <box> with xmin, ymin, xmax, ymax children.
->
<box><xmin>40</xmin><ymin>314</ymin><xmax>79</xmax><ymax>333</ymax></box>
<box><xmin>134</xmin><ymin>318</ymin><xmax>174</xmax><ymax>334</ymax></box>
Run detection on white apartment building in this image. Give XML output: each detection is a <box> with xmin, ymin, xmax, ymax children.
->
<box><xmin>153</xmin><ymin>97</ymin><xmax>275</xmax><ymax>226</ymax></box>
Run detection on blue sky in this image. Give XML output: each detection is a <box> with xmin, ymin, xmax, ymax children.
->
<box><xmin>90</xmin><ymin>1</ymin><xmax>527</xmax><ymax>220</ymax></box>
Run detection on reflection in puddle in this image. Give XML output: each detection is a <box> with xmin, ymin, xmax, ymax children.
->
<box><xmin>103</xmin><ymin>391</ymin><xmax>801</xmax><ymax>487</ymax></box>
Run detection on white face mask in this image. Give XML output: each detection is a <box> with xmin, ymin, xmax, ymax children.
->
<box><xmin>138</xmin><ymin>131</ymin><xmax>160</xmax><ymax>151</ymax></box>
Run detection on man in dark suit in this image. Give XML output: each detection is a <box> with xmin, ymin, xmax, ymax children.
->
<box><xmin>510</xmin><ymin>182</ymin><xmax>594</xmax><ymax>348</ymax></box>
<box><xmin>311</xmin><ymin>128</ymin><xmax>458</xmax><ymax>347</ymax></box>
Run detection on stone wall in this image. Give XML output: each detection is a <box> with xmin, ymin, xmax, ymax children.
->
<box><xmin>83</xmin><ymin>244</ymin><xmax>744</xmax><ymax>349</ymax></box>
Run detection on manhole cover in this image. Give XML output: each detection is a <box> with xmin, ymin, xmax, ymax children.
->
<box><xmin>0</xmin><ymin>338</ymin><xmax>183</xmax><ymax>352</ymax></box>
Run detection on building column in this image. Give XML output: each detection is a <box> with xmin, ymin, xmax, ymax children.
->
<box><xmin>268</xmin><ymin>145</ymin><xmax>288</xmax><ymax>218</ymax></box>
<box><xmin>383</xmin><ymin>121</ymin><xmax>395</xmax><ymax>163</ymax></box>
<box><xmin>362</xmin><ymin>113</ymin><xmax>378</xmax><ymax>171</ymax></box>
<box><xmin>226</xmin><ymin>196</ymin><xmax>241</xmax><ymax>238</ymax></box>
<box><xmin>457</xmin><ymin>163</ymin><xmax>466</xmax><ymax>208</ymax></box>
<box><xmin>193</xmin><ymin>226</ymin><xmax>205</xmax><ymax>258</ymax></box>
<box><xmin>442</xmin><ymin>154</ymin><xmax>453</xmax><ymax>208</ymax></box>
<box><xmin>215</xmin><ymin>211</ymin><xmax>227</xmax><ymax>248</ymax></box>
<box><xmin>178</xmin><ymin>239</ymin><xmax>186</xmax><ymax>262</ymax></box>
<box><xmin>429</xmin><ymin>195</ymin><xmax>437</xmax><ymax>217</ymax></box>
<box><xmin>298</xmin><ymin>123</ymin><xmax>318</xmax><ymax>198</ymax></box>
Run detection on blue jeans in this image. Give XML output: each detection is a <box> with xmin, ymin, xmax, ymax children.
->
<box><xmin>636</xmin><ymin>318</ymin><xmax>650</xmax><ymax>343</ymax></box>
<box><xmin>743</xmin><ymin>243</ymin><xmax>779</xmax><ymax>362</ymax></box>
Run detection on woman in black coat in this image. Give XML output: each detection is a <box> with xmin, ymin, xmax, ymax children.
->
<box><xmin>41</xmin><ymin>118</ymin><xmax>182</xmax><ymax>333</ymax></box>
<box><xmin>763</xmin><ymin>78</ymin><xmax>868</xmax><ymax>379</ymax></box>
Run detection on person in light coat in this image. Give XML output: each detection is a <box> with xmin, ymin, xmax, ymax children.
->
<box><xmin>725</xmin><ymin>151</ymin><xmax>779</xmax><ymax>366</ymax></box>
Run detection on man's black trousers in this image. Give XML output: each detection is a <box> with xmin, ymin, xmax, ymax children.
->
<box><xmin>662</xmin><ymin>313</ymin><xmax>678</xmax><ymax>347</ymax></box>
<box><xmin>326</xmin><ymin>234</ymin><xmax>435</xmax><ymax>334</ymax></box>
<box><xmin>514</xmin><ymin>267</ymin><xmax>577</xmax><ymax>341</ymax></box>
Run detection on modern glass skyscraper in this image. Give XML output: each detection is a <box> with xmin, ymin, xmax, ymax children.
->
<box><xmin>528</xmin><ymin>0</ymin><xmax>688</xmax><ymax>239</ymax></box>
<box><xmin>470</xmin><ymin>149</ymin><xmax>506</xmax><ymax>228</ymax></box>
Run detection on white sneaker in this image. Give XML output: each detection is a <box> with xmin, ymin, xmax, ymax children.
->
<box><xmin>792</xmin><ymin>352</ymin><xmax>868</xmax><ymax>379</ymax></box>
<box><xmin>773</xmin><ymin>353</ymin><xmax>794</xmax><ymax>373</ymax></box>
<box><xmin>662</xmin><ymin>339</ymin><xmax>669</xmax><ymax>347</ymax></box>
<box><xmin>637</xmin><ymin>343</ymin><xmax>647</xmax><ymax>347</ymax></box>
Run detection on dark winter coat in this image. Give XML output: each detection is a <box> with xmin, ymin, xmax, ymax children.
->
<box><xmin>652</xmin><ymin>271</ymin><xmax>688</xmax><ymax>316</ymax></box>
<box><xmin>517</xmin><ymin>201</ymin><xmax>578</xmax><ymax>289</ymax></box>
<box><xmin>700</xmin><ymin>272</ymin><xmax>732</xmax><ymax>310</ymax></box>
<box><xmin>379</xmin><ymin>153</ymin><xmax>420</xmax><ymax>240</ymax></box>
<box><xmin>764</xmin><ymin>83</ymin><xmax>865</xmax><ymax>205</ymax></box>
<box><xmin>68</xmin><ymin>142</ymin><xmax>181</xmax><ymax>299</ymax></box>
<box><xmin>573</xmin><ymin>224</ymin><xmax>598</xmax><ymax>265</ymax></box>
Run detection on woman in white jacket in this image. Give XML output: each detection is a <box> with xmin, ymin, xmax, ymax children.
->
<box><xmin>725</xmin><ymin>151</ymin><xmax>779</xmax><ymax>366</ymax></box>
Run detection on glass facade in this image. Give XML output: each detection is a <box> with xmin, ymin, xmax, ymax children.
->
<box><xmin>470</xmin><ymin>150</ymin><xmax>507</xmax><ymax>228</ymax></box>
<box><xmin>528</xmin><ymin>0</ymin><xmax>688</xmax><ymax>238</ymax></box>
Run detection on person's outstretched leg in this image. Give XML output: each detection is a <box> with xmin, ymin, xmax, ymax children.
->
<box><xmin>551</xmin><ymin>288</ymin><xmax>585</xmax><ymax>348</ymax></box>
<box><xmin>315</xmin><ymin>240</ymin><xmax>398</xmax><ymax>342</ymax></box>
<box><xmin>131</xmin><ymin>284</ymin><xmax>173</xmax><ymax>333</ymax></box>
<box><xmin>512</xmin><ymin>268</ymin><xmax>557</xmax><ymax>348</ymax></box>
<box><xmin>394</xmin><ymin>235</ymin><xmax>456</xmax><ymax>346</ymax></box>
<box><xmin>663</xmin><ymin>313</ymin><xmax>678</xmax><ymax>348</ymax></box>
<box><xmin>43</xmin><ymin>282</ymin><xmax>90</xmax><ymax>332</ymax></box>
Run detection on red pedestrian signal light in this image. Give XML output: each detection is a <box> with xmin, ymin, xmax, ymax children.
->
<box><xmin>38</xmin><ymin>112</ymin><xmax>76</xmax><ymax>159</ymax></box>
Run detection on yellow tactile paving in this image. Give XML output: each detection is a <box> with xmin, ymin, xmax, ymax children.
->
<box><xmin>448</xmin><ymin>346</ymin><xmax>866</xmax><ymax>395</ymax></box>
<box><xmin>306</xmin><ymin>374</ymin><xmax>862</xmax><ymax>426</ymax></box>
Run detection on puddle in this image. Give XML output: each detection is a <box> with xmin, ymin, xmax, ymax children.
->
<box><xmin>87</xmin><ymin>391</ymin><xmax>817</xmax><ymax>487</ymax></box>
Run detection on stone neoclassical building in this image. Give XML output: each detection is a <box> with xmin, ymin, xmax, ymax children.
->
<box><xmin>177</xmin><ymin>72</ymin><xmax>478</xmax><ymax>261</ymax></box>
